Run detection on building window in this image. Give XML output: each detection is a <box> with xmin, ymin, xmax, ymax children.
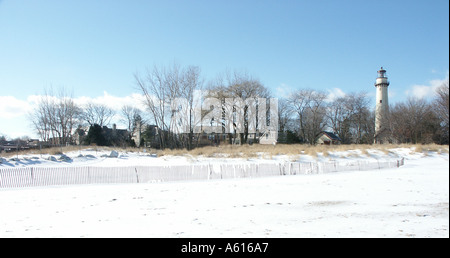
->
<box><xmin>380</xmin><ymin>100</ymin><xmax>382</xmax><ymax>103</ymax></box>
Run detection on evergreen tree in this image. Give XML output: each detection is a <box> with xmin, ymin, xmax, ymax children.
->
<box><xmin>85</xmin><ymin>124</ymin><xmax>107</xmax><ymax>146</ymax></box>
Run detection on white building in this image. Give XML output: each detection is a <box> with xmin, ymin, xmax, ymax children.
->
<box><xmin>374</xmin><ymin>67</ymin><xmax>391</xmax><ymax>143</ymax></box>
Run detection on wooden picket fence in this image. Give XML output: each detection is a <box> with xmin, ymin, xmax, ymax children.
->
<box><xmin>0</xmin><ymin>158</ymin><xmax>404</xmax><ymax>189</ymax></box>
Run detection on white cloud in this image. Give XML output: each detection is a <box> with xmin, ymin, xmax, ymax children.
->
<box><xmin>407</xmin><ymin>85</ymin><xmax>436</xmax><ymax>99</ymax></box>
<box><xmin>0</xmin><ymin>115</ymin><xmax>34</xmax><ymax>139</ymax></box>
<box><xmin>0</xmin><ymin>96</ymin><xmax>33</xmax><ymax>119</ymax></box>
<box><xmin>73</xmin><ymin>91</ymin><xmax>147</xmax><ymax>111</ymax></box>
<box><xmin>406</xmin><ymin>75</ymin><xmax>449</xmax><ymax>100</ymax></box>
<box><xmin>388</xmin><ymin>89</ymin><xmax>397</xmax><ymax>99</ymax></box>
<box><xmin>326</xmin><ymin>88</ymin><xmax>346</xmax><ymax>102</ymax></box>
<box><xmin>274</xmin><ymin>83</ymin><xmax>294</xmax><ymax>99</ymax></box>
<box><xmin>72</xmin><ymin>92</ymin><xmax>149</xmax><ymax>129</ymax></box>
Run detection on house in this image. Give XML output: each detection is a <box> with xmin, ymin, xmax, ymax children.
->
<box><xmin>316</xmin><ymin>131</ymin><xmax>342</xmax><ymax>145</ymax></box>
<box><xmin>0</xmin><ymin>139</ymin><xmax>38</xmax><ymax>153</ymax></box>
<box><xmin>74</xmin><ymin>124</ymin><xmax>131</xmax><ymax>147</ymax></box>
<box><xmin>132</xmin><ymin>124</ymin><xmax>159</xmax><ymax>148</ymax></box>
<box><xmin>102</xmin><ymin>124</ymin><xmax>130</xmax><ymax>147</ymax></box>
<box><xmin>73</xmin><ymin>125</ymin><xmax>88</xmax><ymax>145</ymax></box>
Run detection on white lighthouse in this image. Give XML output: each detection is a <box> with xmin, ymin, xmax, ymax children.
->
<box><xmin>374</xmin><ymin>67</ymin><xmax>391</xmax><ymax>143</ymax></box>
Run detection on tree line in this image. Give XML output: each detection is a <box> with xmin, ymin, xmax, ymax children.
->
<box><xmin>27</xmin><ymin>63</ymin><xmax>449</xmax><ymax>148</ymax></box>
<box><xmin>390</xmin><ymin>80</ymin><xmax>449</xmax><ymax>144</ymax></box>
<box><xmin>278</xmin><ymin>79</ymin><xmax>448</xmax><ymax>145</ymax></box>
<box><xmin>28</xmin><ymin>87</ymin><xmax>144</xmax><ymax>147</ymax></box>
<box><xmin>277</xmin><ymin>90</ymin><xmax>375</xmax><ymax>144</ymax></box>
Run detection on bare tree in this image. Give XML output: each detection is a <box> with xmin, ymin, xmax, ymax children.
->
<box><xmin>58</xmin><ymin>94</ymin><xmax>81</xmax><ymax>145</ymax></box>
<box><xmin>121</xmin><ymin>105</ymin><xmax>142</xmax><ymax>132</ymax></box>
<box><xmin>326</xmin><ymin>96</ymin><xmax>352</xmax><ymax>144</ymax></box>
<box><xmin>120</xmin><ymin>105</ymin><xmax>145</xmax><ymax>146</ymax></box>
<box><xmin>287</xmin><ymin>89</ymin><xmax>328</xmax><ymax>144</ymax></box>
<box><xmin>390</xmin><ymin>102</ymin><xmax>409</xmax><ymax>143</ymax></box>
<box><xmin>179</xmin><ymin>65</ymin><xmax>203</xmax><ymax>150</ymax></box>
<box><xmin>303</xmin><ymin>90</ymin><xmax>327</xmax><ymax>144</ymax></box>
<box><xmin>29</xmin><ymin>87</ymin><xmax>81</xmax><ymax>145</ymax></box>
<box><xmin>391</xmin><ymin>97</ymin><xmax>438</xmax><ymax>144</ymax></box>
<box><xmin>207</xmin><ymin>70</ymin><xmax>271</xmax><ymax>144</ymax></box>
<box><xmin>81</xmin><ymin>102</ymin><xmax>115</xmax><ymax>127</ymax></box>
<box><xmin>360</xmin><ymin>110</ymin><xmax>376</xmax><ymax>144</ymax></box>
<box><xmin>30</xmin><ymin>94</ymin><xmax>52</xmax><ymax>143</ymax></box>
<box><xmin>228</xmin><ymin>72</ymin><xmax>270</xmax><ymax>144</ymax></box>
<box><xmin>135</xmin><ymin>63</ymin><xmax>204</xmax><ymax>149</ymax></box>
<box><xmin>277</xmin><ymin>98</ymin><xmax>292</xmax><ymax>133</ymax></box>
<box><xmin>434</xmin><ymin>79</ymin><xmax>449</xmax><ymax>144</ymax></box>
<box><xmin>135</xmin><ymin>66</ymin><xmax>168</xmax><ymax>149</ymax></box>
<box><xmin>286</xmin><ymin>89</ymin><xmax>310</xmax><ymax>143</ymax></box>
<box><xmin>326</xmin><ymin>91</ymin><xmax>373</xmax><ymax>144</ymax></box>
<box><xmin>347</xmin><ymin>92</ymin><xmax>371</xmax><ymax>144</ymax></box>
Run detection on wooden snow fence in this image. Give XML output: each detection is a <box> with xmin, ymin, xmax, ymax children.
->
<box><xmin>0</xmin><ymin>159</ymin><xmax>404</xmax><ymax>188</ymax></box>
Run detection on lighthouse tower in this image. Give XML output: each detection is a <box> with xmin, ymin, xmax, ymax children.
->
<box><xmin>374</xmin><ymin>67</ymin><xmax>390</xmax><ymax>143</ymax></box>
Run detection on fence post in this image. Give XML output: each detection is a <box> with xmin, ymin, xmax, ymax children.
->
<box><xmin>135</xmin><ymin>167</ymin><xmax>139</xmax><ymax>183</ymax></box>
<box><xmin>207</xmin><ymin>163</ymin><xmax>211</xmax><ymax>180</ymax></box>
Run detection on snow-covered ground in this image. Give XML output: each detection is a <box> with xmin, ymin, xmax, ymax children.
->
<box><xmin>0</xmin><ymin>147</ymin><xmax>448</xmax><ymax>237</ymax></box>
<box><xmin>0</xmin><ymin>146</ymin><xmax>411</xmax><ymax>168</ymax></box>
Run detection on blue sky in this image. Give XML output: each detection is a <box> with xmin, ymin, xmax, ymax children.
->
<box><xmin>0</xmin><ymin>0</ymin><xmax>449</xmax><ymax>138</ymax></box>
